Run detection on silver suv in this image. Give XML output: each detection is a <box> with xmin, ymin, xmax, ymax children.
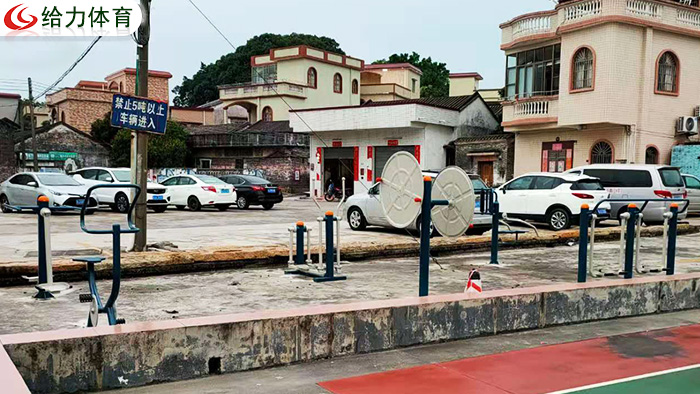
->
<box><xmin>567</xmin><ymin>164</ymin><xmax>687</xmax><ymax>224</ymax></box>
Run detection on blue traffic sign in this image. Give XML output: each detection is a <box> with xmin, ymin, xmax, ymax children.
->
<box><xmin>110</xmin><ymin>94</ymin><xmax>168</xmax><ymax>134</ymax></box>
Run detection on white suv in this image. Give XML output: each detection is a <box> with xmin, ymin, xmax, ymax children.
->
<box><xmin>495</xmin><ymin>173</ymin><xmax>611</xmax><ymax>231</ymax></box>
<box><xmin>72</xmin><ymin>167</ymin><xmax>171</xmax><ymax>213</ymax></box>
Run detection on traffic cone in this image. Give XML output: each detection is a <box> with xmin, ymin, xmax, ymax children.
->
<box><xmin>464</xmin><ymin>269</ymin><xmax>482</xmax><ymax>294</ymax></box>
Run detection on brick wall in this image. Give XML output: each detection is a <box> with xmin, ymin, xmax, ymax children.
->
<box><xmin>195</xmin><ymin>146</ymin><xmax>310</xmax><ymax>194</ymax></box>
<box><xmin>455</xmin><ymin>137</ymin><xmax>514</xmax><ymax>186</ymax></box>
<box><xmin>0</xmin><ymin>129</ymin><xmax>16</xmax><ymax>183</ymax></box>
<box><xmin>14</xmin><ymin>124</ymin><xmax>109</xmax><ymax>171</ymax></box>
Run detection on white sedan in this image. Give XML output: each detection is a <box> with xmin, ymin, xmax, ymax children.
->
<box><xmin>160</xmin><ymin>174</ymin><xmax>236</xmax><ymax>211</ymax></box>
<box><xmin>72</xmin><ymin>167</ymin><xmax>171</xmax><ymax>213</ymax></box>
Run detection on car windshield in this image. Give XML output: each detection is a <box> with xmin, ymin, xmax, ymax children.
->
<box><xmin>659</xmin><ymin>168</ymin><xmax>684</xmax><ymax>187</ymax></box>
<box><xmin>195</xmin><ymin>175</ymin><xmax>227</xmax><ymax>185</ymax></box>
<box><xmin>36</xmin><ymin>174</ymin><xmax>81</xmax><ymax>186</ymax></box>
<box><xmin>243</xmin><ymin>176</ymin><xmax>270</xmax><ymax>185</ymax></box>
<box><xmin>112</xmin><ymin>170</ymin><xmax>132</xmax><ymax>182</ymax></box>
<box><xmin>470</xmin><ymin>177</ymin><xmax>487</xmax><ymax>190</ymax></box>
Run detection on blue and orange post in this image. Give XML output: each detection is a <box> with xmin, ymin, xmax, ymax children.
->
<box><xmin>419</xmin><ymin>176</ymin><xmax>448</xmax><ymax>297</ymax></box>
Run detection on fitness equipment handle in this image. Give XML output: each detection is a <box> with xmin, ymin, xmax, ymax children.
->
<box><xmin>80</xmin><ymin>184</ymin><xmax>141</xmax><ymax>234</ymax></box>
<box><xmin>592</xmin><ymin>198</ymin><xmax>689</xmax><ymax>215</ymax></box>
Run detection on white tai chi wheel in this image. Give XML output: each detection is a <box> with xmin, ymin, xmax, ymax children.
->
<box><xmin>432</xmin><ymin>166</ymin><xmax>475</xmax><ymax>237</ymax></box>
<box><xmin>380</xmin><ymin>152</ymin><xmax>424</xmax><ymax>229</ymax></box>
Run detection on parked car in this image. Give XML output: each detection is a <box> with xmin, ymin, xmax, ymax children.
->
<box><xmin>72</xmin><ymin>167</ymin><xmax>171</xmax><ymax>213</ymax></box>
<box><xmin>495</xmin><ymin>173</ymin><xmax>611</xmax><ymax>231</ymax></box>
<box><xmin>682</xmin><ymin>174</ymin><xmax>700</xmax><ymax>214</ymax></box>
<box><xmin>0</xmin><ymin>173</ymin><xmax>99</xmax><ymax>213</ymax></box>
<box><xmin>344</xmin><ymin>171</ymin><xmax>493</xmax><ymax>236</ymax></box>
<box><xmin>567</xmin><ymin>165</ymin><xmax>687</xmax><ymax>224</ymax></box>
<box><xmin>217</xmin><ymin>174</ymin><xmax>283</xmax><ymax>210</ymax></box>
<box><xmin>160</xmin><ymin>174</ymin><xmax>236</xmax><ymax>211</ymax></box>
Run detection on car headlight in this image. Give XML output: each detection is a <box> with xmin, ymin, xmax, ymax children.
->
<box><xmin>49</xmin><ymin>190</ymin><xmax>64</xmax><ymax>196</ymax></box>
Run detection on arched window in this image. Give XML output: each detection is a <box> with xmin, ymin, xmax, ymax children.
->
<box><xmin>307</xmin><ymin>67</ymin><xmax>317</xmax><ymax>89</ymax></box>
<box><xmin>352</xmin><ymin>79</ymin><xmax>359</xmax><ymax>94</ymax></box>
<box><xmin>591</xmin><ymin>141</ymin><xmax>613</xmax><ymax>164</ymax></box>
<box><xmin>108</xmin><ymin>82</ymin><xmax>119</xmax><ymax>91</ymax></box>
<box><xmin>262</xmin><ymin>106</ymin><xmax>273</xmax><ymax>122</ymax></box>
<box><xmin>333</xmin><ymin>73</ymin><xmax>342</xmax><ymax>94</ymax></box>
<box><xmin>572</xmin><ymin>47</ymin><xmax>594</xmax><ymax>91</ymax></box>
<box><xmin>645</xmin><ymin>146</ymin><xmax>659</xmax><ymax>164</ymax></box>
<box><xmin>656</xmin><ymin>51</ymin><xmax>679</xmax><ymax>94</ymax></box>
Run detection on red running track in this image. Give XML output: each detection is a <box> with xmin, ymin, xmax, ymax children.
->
<box><xmin>319</xmin><ymin>324</ymin><xmax>700</xmax><ymax>394</ymax></box>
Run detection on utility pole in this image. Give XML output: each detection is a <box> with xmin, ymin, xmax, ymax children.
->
<box><xmin>131</xmin><ymin>0</ymin><xmax>150</xmax><ymax>251</ymax></box>
<box><xmin>28</xmin><ymin>78</ymin><xmax>38</xmax><ymax>172</ymax></box>
<box><xmin>17</xmin><ymin>99</ymin><xmax>25</xmax><ymax>169</ymax></box>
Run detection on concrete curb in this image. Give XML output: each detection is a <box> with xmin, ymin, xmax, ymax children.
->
<box><xmin>0</xmin><ymin>224</ymin><xmax>697</xmax><ymax>287</ymax></box>
<box><xmin>3</xmin><ymin>273</ymin><xmax>700</xmax><ymax>393</ymax></box>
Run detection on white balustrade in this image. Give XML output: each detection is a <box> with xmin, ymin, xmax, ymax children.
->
<box><xmin>515</xmin><ymin>101</ymin><xmax>550</xmax><ymax>117</ymax></box>
<box><xmin>513</xmin><ymin>15</ymin><xmax>552</xmax><ymax>37</ymax></box>
<box><xmin>626</xmin><ymin>0</ymin><xmax>662</xmax><ymax>18</ymax></box>
<box><xmin>563</xmin><ymin>0</ymin><xmax>602</xmax><ymax>22</ymax></box>
<box><xmin>678</xmin><ymin>8</ymin><xmax>700</xmax><ymax>27</ymax></box>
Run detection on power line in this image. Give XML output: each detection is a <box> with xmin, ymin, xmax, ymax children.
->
<box><xmin>35</xmin><ymin>36</ymin><xmax>102</xmax><ymax>100</ymax></box>
<box><xmin>186</xmin><ymin>0</ymin><xmax>445</xmax><ymax>267</ymax></box>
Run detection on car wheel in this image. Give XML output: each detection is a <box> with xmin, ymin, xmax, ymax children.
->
<box><xmin>115</xmin><ymin>193</ymin><xmax>130</xmax><ymax>214</ymax></box>
<box><xmin>0</xmin><ymin>194</ymin><xmax>11</xmax><ymax>213</ymax></box>
<box><xmin>216</xmin><ymin>204</ymin><xmax>230</xmax><ymax>211</ymax></box>
<box><xmin>152</xmin><ymin>206</ymin><xmax>168</xmax><ymax>213</ymax></box>
<box><xmin>466</xmin><ymin>228</ymin><xmax>489</xmax><ymax>236</ymax></box>
<box><xmin>175</xmin><ymin>205</ymin><xmax>186</xmax><ymax>211</ymax></box>
<box><xmin>262</xmin><ymin>203</ymin><xmax>274</xmax><ymax>210</ymax></box>
<box><xmin>187</xmin><ymin>196</ymin><xmax>202</xmax><ymax>211</ymax></box>
<box><xmin>547</xmin><ymin>207</ymin><xmax>571</xmax><ymax>231</ymax></box>
<box><xmin>236</xmin><ymin>196</ymin><xmax>249</xmax><ymax>209</ymax></box>
<box><xmin>348</xmin><ymin>207</ymin><xmax>367</xmax><ymax>231</ymax></box>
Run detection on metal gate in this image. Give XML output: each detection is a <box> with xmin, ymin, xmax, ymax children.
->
<box><xmin>374</xmin><ymin>146</ymin><xmax>416</xmax><ymax>178</ymax></box>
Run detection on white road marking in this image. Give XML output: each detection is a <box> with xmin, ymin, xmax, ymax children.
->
<box><xmin>545</xmin><ymin>364</ymin><xmax>700</xmax><ymax>393</ymax></box>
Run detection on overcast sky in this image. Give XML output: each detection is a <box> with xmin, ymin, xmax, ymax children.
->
<box><xmin>0</xmin><ymin>0</ymin><xmax>553</xmax><ymax>102</ymax></box>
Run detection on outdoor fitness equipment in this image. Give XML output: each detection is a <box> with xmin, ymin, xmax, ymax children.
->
<box><xmin>7</xmin><ymin>196</ymin><xmax>79</xmax><ymax>299</ymax></box>
<box><xmin>378</xmin><ymin>152</ymin><xmax>476</xmax><ymax>296</ymax></box>
<box><xmin>578</xmin><ymin>199</ymin><xmax>687</xmax><ymax>283</ymax></box>
<box><xmin>285</xmin><ymin>178</ymin><xmax>347</xmax><ymax>282</ymax></box>
<box><xmin>75</xmin><ymin>184</ymin><xmax>141</xmax><ymax>326</ymax></box>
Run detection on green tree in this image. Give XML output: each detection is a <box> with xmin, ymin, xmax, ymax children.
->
<box><xmin>373</xmin><ymin>52</ymin><xmax>449</xmax><ymax>98</ymax></box>
<box><xmin>110</xmin><ymin>121</ymin><xmax>191</xmax><ymax>168</ymax></box>
<box><xmin>173</xmin><ymin>33</ymin><xmax>344</xmax><ymax>107</ymax></box>
<box><xmin>90</xmin><ymin>113</ymin><xmax>121</xmax><ymax>145</ymax></box>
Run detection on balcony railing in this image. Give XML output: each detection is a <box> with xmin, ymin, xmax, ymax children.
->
<box><xmin>512</xmin><ymin>15</ymin><xmax>553</xmax><ymax>37</ymax></box>
<box><xmin>502</xmin><ymin>97</ymin><xmax>559</xmax><ymax>126</ymax></box>
<box><xmin>189</xmin><ymin>132</ymin><xmax>310</xmax><ymax>148</ymax></box>
<box><xmin>515</xmin><ymin>100</ymin><xmax>551</xmax><ymax>116</ymax></box>
<box><xmin>626</xmin><ymin>0</ymin><xmax>663</xmax><ymax>18</ymax></box>
<box><xmin>219</xmin><ymin>80</ymin><xmax>307</xmax><ymax>100</ymax></box>
<box><xmin>563</xmin><ymin>0</ymin><xmax>602</xmax><ymax>22</ymax></box>
<box><xmin>361</xmin><ymin>83</ymin><xmax>414</xmax><ymax>99</ymax></box>
<box><xmin>503</xmin><ymin>0</ymin><xmax>700</xmax><ymax>48</ymax></box>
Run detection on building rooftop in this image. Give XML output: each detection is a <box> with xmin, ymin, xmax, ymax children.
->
<box><xmin>361</xmin><ymin>94</ymin><xmax>478</xmax><ymax>111</ymax></box>
<box><xmin>185</xmin><ymin>121</ymin><xmax>249</xmax><ymax>135</ymax></box>
<box><xmin>105</xmin><ymin>68</ymin><xmax>173</xmax><ymax>80</ymax></box>
<box><xmin>363</xmin><ymin>63</ymin><xmax>423</xmax><ymax>76</ymax></box>
<box><xmin>0</xmin><ymin>93</ymin><xmax>21</xmax><ymax>99</ymax></box>
<box><xmin>244</xmin><ymin>120</ymin><xmax>293</xmax><ymax>133</ymax></box>
<box><xmin>449</xmin><ymin>72</ymin><xmax>483</xmax><ymax>80</ymax></box>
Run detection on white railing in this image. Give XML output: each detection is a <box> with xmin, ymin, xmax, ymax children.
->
<box><xmin>513</xmin><ymin>15</ymin><xmax>552</xmax><ymax>37</ymax></box>
<box><xmin>515</xmin><ymin>101</ymin><xmax>550</xmax><ymax>116</ymax></box>
<box><xmin>627</xmin><ymin>0</ymin><xmax>662</xmax><ymax>18</ymax></box>
<box><xmin>563</xmin><ymin>0</ymin><xmax>602</xmax><ymax>22</ymax></box>
<box><xmin>678</xmin><ymin>9</ymin><xmax>700</xmax><ymax>27</ymax></box>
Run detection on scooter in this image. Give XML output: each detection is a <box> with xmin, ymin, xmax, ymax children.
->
<box><xmin>324</xmin><ymin>186</ymin><xmax>343</xmax><ymax>202</ymax></box>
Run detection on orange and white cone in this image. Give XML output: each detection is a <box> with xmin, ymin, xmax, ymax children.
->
<box><xmin>464</xmin><ymin>269</ymin><xmax>482</xmax><ymax>294</ymax></box>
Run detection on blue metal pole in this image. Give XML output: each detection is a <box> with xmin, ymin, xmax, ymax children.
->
<box><xmin>578</xmin><ymin>204</ymin><xmax>590</xmax><ymax>283</ymax></box>
<box><xmin>419</xmin><ymin>176</ymin><xmax>432</xmax><ymax>297</ymax></box>
<box><xmin>490</xmin><ymin>201</ymin><xmax>500</xmax><ymax>265</ymax></box>
<box><xmin>295</xmin><ymin>221</ymin><xmax>305</xmax><ymax>265</ymax></box>
<box><xmin>105</xmin><ymin>224</ymin><xmax>121</xmax><ymax>326</ymax></box>
<box><xmin>325</xmin><ymin>212</ymin><xmax>334</xmax><ymax>278</ymax></box>
<box><xmin>37</xmin><ymin>197</ymin><xmax>49</xmax><ymax>285</ymax></box>
<box><xmin>624</xmin><ymin>204</ymin><xmax>638</xmax><ymax>279</ymax></box>
<box><xmin>666</xmin><ymin>203</ymin><xmax>679</xmax><ymax>276</ymax></box>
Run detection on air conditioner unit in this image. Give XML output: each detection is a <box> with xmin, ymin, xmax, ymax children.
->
<box><xmin>677</xmin><ymin>116</ymin><xmax>699</xmax><ymax>135</ymax></box>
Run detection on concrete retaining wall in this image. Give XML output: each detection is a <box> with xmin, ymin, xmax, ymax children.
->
<box><xmin>2</xmin><ymin>273</ymin><xmax>700</xmax><ymax>393</ymax></box>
